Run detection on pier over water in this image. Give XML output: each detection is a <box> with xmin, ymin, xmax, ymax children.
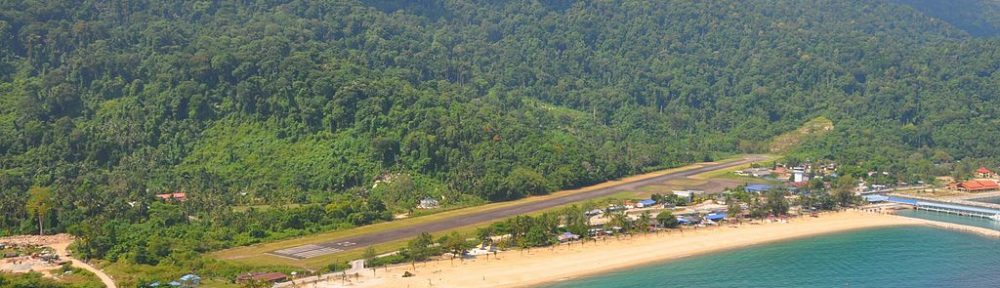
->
<box><xmin>884</xmin><ymin>194</ymin><xmax>1000</xmax><ymax>221</ymax></box>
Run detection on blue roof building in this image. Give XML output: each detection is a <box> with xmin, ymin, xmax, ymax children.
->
<box><xmin>886</xmin><ymin>197</ymin><xmax>918</xmax><ymax>205</ymax></box>
<box><xmin>636</xmin><ymin>199</ymin><xmax>657</xmax><ymax>207</ymax></box>
<box><xmin>745</xmin><ymin>184</ymin><xmax>774</xmax><ymax>193</ymax></box>
<box><xmin>705</xmin><ymin>212</ymin><xmax>727</xmax><ymax>221</ymax></box>
<box><xmin>863</xmin><ymin>195</ymin><xmax>889</xmax><ymax>203</ymax></box>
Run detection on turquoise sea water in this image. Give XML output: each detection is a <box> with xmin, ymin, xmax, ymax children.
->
<box><xmin>894</xmin><ymin>209</ymin><xmax>1000</xmax><ymax>231</ymax></box>
<box><xmin>545</xmin><ymin>226</ymin><xmax>1000</xmax><ymax>288</ymax></box>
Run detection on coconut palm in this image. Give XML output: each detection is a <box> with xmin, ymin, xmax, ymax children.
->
<box><xmin>609</xmin><ymin>211</ymin><xmax>631</xmax><ymax>236</ymax></box>
<box><xmin>636</xmin><ymin>211</ymin><xmax>652</xmax><ymax>233</ymax></box>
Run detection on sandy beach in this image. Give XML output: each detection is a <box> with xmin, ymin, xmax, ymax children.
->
<box><xmin>286</xmin><ymin>210</ymin><xmax>995</xmax><ymax>288</ymax></box>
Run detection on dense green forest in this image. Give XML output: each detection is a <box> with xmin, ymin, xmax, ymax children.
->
<box><xmin>896</xmin><ymin>0</ymin><xmax>1000</xmax><ymax>37</ymax></box>
<box><xmin>1</xmin><ymin>0</ymin><xmax>1000</xmax><ymax>274</ymax></box>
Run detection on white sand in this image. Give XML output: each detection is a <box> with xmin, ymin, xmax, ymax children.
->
<box><xmin>294</xmin><ymin>211</ymin><xmax>951</xmax><ymax>288</ymax></box>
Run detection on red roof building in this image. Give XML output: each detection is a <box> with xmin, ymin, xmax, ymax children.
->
<box><xmin>976</xmin><ymin>167</ymin><xmax>997</xmax><ymax>178</ymax></box>
<box><xmin>773</xmin><ymin>166</ymin><xmax>788</xmax><ymax>173</ymax></box>
<box><xmin>954</xmin><ymin>180</ymin><xmax>999</xmax><ymax>192</ymax></box>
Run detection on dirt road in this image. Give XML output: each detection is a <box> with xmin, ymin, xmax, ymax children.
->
<box><xmin>0</xmin><ymin>234</ymin><xmax>118</xmax><ymax>288</ymax></box>
<box><xmin>48</xmin><ymin>241</ymin><xmax>117</xmax><ymax>288</ymax></box>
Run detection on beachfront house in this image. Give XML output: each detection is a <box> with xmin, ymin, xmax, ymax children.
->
<box><xmin>676</xmin><ymin>215</ymin><xmax>701</xmax><ymax>225</ymax></box>
<box><xmin>705</xmin><ymin>212</ymin><xmax>726</xmax><ymax>222</ymax></box>
<box><xmin>976</xmin><ymin>167</ymin><xmax>997</xmax><ymax>178</ymax></box>
<box><xmin>951</xmin><ymin>180</ymin><xmax>999</xmax><ymax>192</ymax></box>
<box><xmin>467</xmin><ymin>243</ymin><xmax>498</xmax><ymax>256</ymax></box>
<box><xmin>557</xmin><ymin>232</ymin><xmax>581</xmax><ymax>242</ymax></box>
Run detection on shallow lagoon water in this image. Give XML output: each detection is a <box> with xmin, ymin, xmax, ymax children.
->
<box><xmin>546</xmin><ymin>226</ymin><xmax>999</xmax><ymax>288</ymax></box>
<box><xmin>894</xmin><ymin>208</ymin><xmax>1000</xmax><ymax>231</ymax></box>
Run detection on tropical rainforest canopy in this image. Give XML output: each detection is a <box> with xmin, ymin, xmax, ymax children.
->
<box><xmin>1</xmin><ymin>0</ymin><xmax>999</xmax><ymax>271</ymax></box>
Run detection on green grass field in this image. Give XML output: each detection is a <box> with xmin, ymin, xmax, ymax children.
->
<box><xmin>210</xmin><ymin>156</ymin><xmax>755</xmax><ymax>271</ymax></box>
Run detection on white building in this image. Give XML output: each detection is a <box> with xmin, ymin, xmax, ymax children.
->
<box><xmin>672</xmin><ymin>190</ymin><xmax>704</xmax><ymax>202</ymax></box>
<box><xmin>792</xmin><ymin>167</ymin><xmax>806</xmax><ymax>183</ymax></box>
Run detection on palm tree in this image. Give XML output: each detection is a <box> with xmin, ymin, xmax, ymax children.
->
<box><xmin>726</xmin><ymin>195</ymin><xmax>743</xmax><ymax>225</ymax></box>
<box><xmin>609</xmin><ymin>211</ymin><xmax>631</xmax><ymax>237</ymax></box>
<box><xmin>637</xmin><ymin>211</ymin><xmax>652</xmax><ymax>234</ymax></box>
<box><xmin>476</xmin><ymin>227</ymin><xmax>493</xmax><ymax>246</ymax></box>
<box><xmin>442</xmin><ymin>232</ymin><xmax>469</xmax><ymax>265</ymax></box>
<box><xmin>362</xmin><ymin>246</ymin><xmax>378</xmax><ymax>277</ymax></box>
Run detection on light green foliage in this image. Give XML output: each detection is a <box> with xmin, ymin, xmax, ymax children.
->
<box><xmin>25</xmin><ymin>186</ymin><xmax>52</xmax><ymax>235</ymax></box>
<box><xmin>177</xmin><ymin>120</ymin><xmax>378</xmax><ymax>200</ymax></box>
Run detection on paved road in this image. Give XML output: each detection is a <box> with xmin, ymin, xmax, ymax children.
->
<box><xmin>270</xmin><ymin>156</ymin><xmax>764</xmax><ymax>259</ymax></box>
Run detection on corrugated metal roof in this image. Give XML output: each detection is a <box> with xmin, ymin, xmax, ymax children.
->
<box><xmin>863</xmin><ymin>195</ymin><xmax>889</xmax><ymax>202</ymax></box>
<box><xmin>916</xmin><ymin>201</ymin><xmax>1000</xmax><ymax>215</ymax></box>
<box><xmin>887</xmin><ymin>197</ymin><xmax>918</xmax><ymax>205</ymax></box>
<box><xmin>706</xmin><ymin>213</ymin><xmax>726</xmax><ymax>220</ymax></box>
<box><xmin>745</xmin><ymin>184</ymin><xmax>773</xmax><ymax>192</ymax></box>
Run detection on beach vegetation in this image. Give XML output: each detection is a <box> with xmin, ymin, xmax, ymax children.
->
<box><xmin>726</xmin><ymin>196</ymin><xmax>745</xmax><ymax>222</ymax></box>
<box><xmin>765</xmin><ymin>190</ymin><xmax>792</xmax><ymax>216</ymax></box>
<box><xmin>405</xmin><ymin>232</ymin><xmax>438</xmax><ymax>263</ymax></box>
<box><xmin>363</xmin><ymin>246</ymin><xmax>378</xmax><ymax>276</ymax></box>
<box><xmin>656</xmin><ymin>212</ymin><xmax>680</xmax><ymax>229</ymax></box>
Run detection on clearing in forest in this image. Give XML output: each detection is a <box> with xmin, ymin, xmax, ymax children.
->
<box><xmin>768</xmin><ymin>116</ymin><xmax>834</xmax><ymax>153</ymax></box>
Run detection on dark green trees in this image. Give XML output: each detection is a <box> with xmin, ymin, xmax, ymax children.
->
<box><xmin>0</xmin><ymin>0</ymin><xmax>997</xmax><ymax>269</ymax></box>
<box><xmin>656</xmin><ymin>211</ymin><xmax>679</xmax><ymax>229</ymax></box>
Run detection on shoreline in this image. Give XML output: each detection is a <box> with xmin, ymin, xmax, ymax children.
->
<box><xmin>292</xmin><ymin>211</ymin><xmax>994</xmax><ymax>288</ymax></box>
<box><xmin>889</xmin><ymin>213</ymin><xmax>1000</xmax><ymax>238</ymax></box>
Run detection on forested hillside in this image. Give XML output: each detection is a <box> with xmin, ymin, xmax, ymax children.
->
<box><xmin>1</xmin><ymin>0</ymin><xmax>999</xmax><ymax>270</ymax></box>
<box><xmin>896</xmin><ymin>0</ymin><xmax>1000</xmax><ymax>37</ymax></box>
